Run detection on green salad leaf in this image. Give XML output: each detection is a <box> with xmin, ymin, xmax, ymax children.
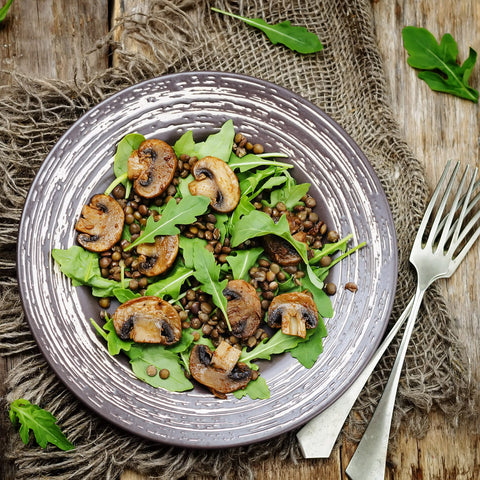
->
<box><xmin>0</xmin><ymin>0</ymin><xmax>14</xmax><ymax>22</ymax></box>
<box><xmin>91</xmin><ymin>317</ymin><xmax>132</xmax><ymax>356</ymax></box>
<box><xmin>145</xmin><ymin>263</ymin><xmax>194</xmax><ymax>299</ymax></box>
<box><xmin>174</xmin><ymin>119</ymin><xmax>235</xmax><ymax>162</ymax></box>
<box><xmin>228</xmin><ymin>152</ymin><xmax>292</xmax><ymax>172</ymax></box>
<box><xmin>402</xmin><ymin>26</ymin><xmax>478</xmax><ymax>102</ymax></box>
<box><xmin>9</xmin><ymin>399</ymin><xmax>75</xmax><ymax>451</ymax></box>
<box><xmin>267</xmin><ymin>171</ymin><xmax>310</xmax><ymax>209</ymax></box>
<box><xmin>125</xmin><ymin>195</ymin><xmax>210</xmax><ymax>251</ymax></box>
<box><xmin>239</xmin><ymin>329</ymin><xmax>306</xmax><ymax>369</ymax></box>
<box><xmin>226</xmin><ymin>247</ymin><xmax>263</xmax><ymax>282</ymax></box>
<box><xmin>233</xmin><ymin>376</ymin><xmax>270</xmax><ymax>400</ymax></box>
<box><xmin>211</xmin><ymin>8</ymin><xmax>323</xmax><ymax>54</ymax></box>
<box><xmin>288</xmin><ymin>319</ymin><xmax>327</xmax><ymax>368</ymax></box>
<box><xmin>230</xmin><ymin>210</ymin><xmax>324</xmax><ymax>290</ymax></box>
<box><xmin>105</xmin><ymin>133</ymin><xmax>145</xmax><ymax>197</ymax></box>
<box><xmin>52</xmin><ymin>246</ymin><xmax>121</xmax><ymax>297</ymax></box>
<box><xmin>192</xmin><ymin>244</ymin><xmax>230</xmax><ymax>329</ymax></box>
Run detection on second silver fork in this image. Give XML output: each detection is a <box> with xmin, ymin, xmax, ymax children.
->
<box><xmin>346</xmin><ymin>161</ymin><xmax>480</xmax><ymax>479</ymax></box>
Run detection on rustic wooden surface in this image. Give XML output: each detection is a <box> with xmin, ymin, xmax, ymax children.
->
<box><xmin>1</xmin><ymin>1</ymin><xmax>479</xmax><ymax>479</ymax></box>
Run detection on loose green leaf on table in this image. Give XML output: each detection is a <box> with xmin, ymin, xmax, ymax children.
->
<box><xmin>9</xmin><ymin>399</ymin><xmax>75</xmax><ymax>451</ymax></box>
<box><xmin>402</xmin><ymin>26</ymin><xmax>478</xmax><ymax>102</ymax></box>
<box><xmin>125</xmin><ymin>195</ymin><xmax>211</xmax><ymax>251</ymax></box>
<box><xmin>211</xmin><ymin>7</ymin><xmax>323</xmax><ymax>54</ymax></box>
<box><xmin>0</xmin><ymin>0</ymin><xmax>14</xmax><ymax>22</ymax></box>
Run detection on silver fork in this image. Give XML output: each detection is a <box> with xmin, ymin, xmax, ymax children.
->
<box><xmin>297</xmin><ymin>170</ymin><xmax>480</xmax><ymax>459</ymax></box>
<box><xmin>345</xmin><ymin>161</ymin><xmax>480</xmax><ymax>479</ymax></box>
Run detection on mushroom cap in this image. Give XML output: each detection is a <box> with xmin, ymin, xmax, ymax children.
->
<box><xmin>136</xmin><ymin>234</ymin><xmax>179</xmax><ymax>277</ymax></box>
<box><xmin>112</xmin><ymin>296</ymin><xmax>182</xmax><ymax>345</ymax></box>
<box><xmin>127</xmin><ymin>139</ymin><xmax>177</xmax><ymax>198</ymax></box>
<box><xmin>188</xmin><ymin>156</ymin><xmax>240</xmax><ymax>213</ymax></box>
<box><xmin>267</xmin><ymin>291</ymin><xmax>319</xmax><ymax>338</ymax></box>
<box><xmin>75</xmin><ymin>194</ymin><xmax>124</xmax><ymax>252</ymax></box>
<box><xmin>189</xmin><ymin>343</ymin><xmax>253</xmax><ymax>398</ymax></box>
<box><xmin>223</xmin><ymin>279</ymin><xmax>262</xmax><ymax>339</ymax></box>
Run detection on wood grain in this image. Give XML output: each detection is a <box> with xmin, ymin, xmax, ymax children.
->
<box><xmin>1</xmin><ymin>1</ymin><xmax>479</xmax><ymax>479</ymax></box>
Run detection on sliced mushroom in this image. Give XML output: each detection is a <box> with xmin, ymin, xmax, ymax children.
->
<box><xmin>188</xmin><ymin>156</ymin><xmax>240</xmax><ymax>212</ymax></box>
<box><xmin>223</xmin><ymin>279</ymin><xmax>261</xmax><ymax>339</ymax></box>
<box><xmin>136</xmin><ymin>234</ymin><xmax>179</xmax><ymax>277</ymax></box>
<box><xmin>263</xmin><ymin>230</ymin><xmax>312</xmax><ymax>267</ymax></box>
<box><xmin>267</xmin><ymin>291</ymin><xmax>319</xmax><ymax>338</ymax></box>
<box><xmin>112</xmin><ymin>296</ymin><xmax>182</xmax><ymax>345</ymax></box>
<box><xmin>263</xmin><ymin>235</ymin><xmax>302</xmax><ymax>266</ymax></box>
<box><xmin>189</xmin><ymin>342</ymin><xmax>253</xmax><ymax>398</ymax></box>
<box><xmin>127</xmin><ymin>139</ymin><xmax>177</xmax><ymax>198</ymax></box>
<box><xmin>75</xmin><ymin>194</ymin><xmax>124</xmax><ymax>252</ymax></box>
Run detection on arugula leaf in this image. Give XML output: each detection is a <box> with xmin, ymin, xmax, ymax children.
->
<box><xmin>178</xmin><ymin>174</ymin><xmax>194</xmax><ymax>199</ymax></box>
<box><xmin>174</xmin><ymin>120</ymin><xmax>235</xmax><ymax>162</ymax></box>
<box><xmin>211</xmin><ymin>8</ymin><xmax>323</xmax><ymax>54</ymax></box>
<box><xmin>52</xmin><ymin>246</ymin><xmax>121</xmax><ymax>297</ymax></box>
<box><xmin>145</xmin><ymin>263</ymin><xmax>194</xmax><ymax>299</ymax></box>
<box><xmin>230</xmin><ymin>210</ymin><xmax>323</xmax><ymax>290</ymax></box>
<box><xmin>192</xmin><ymin>244</ymin><xmax>230</xmax><ymax>329</ymax></box>
<box><xmin>0</xmin><ymin>0</ymin><xmax>14</xmax><ymax>22</ymax></box>
<box><xmin>214</xmin><ymin>213</ymin><xmax>229</xmax><ymax>243</ymax></box>
<box><xmin>125</xmin><ymin>195</ymin><xmax>210</xmax><ymax>251</ymax></box>
<box><xmin>228</xmin><ymin>152</ymin><xmax>292</xmax><ymax>172</ymax></box>
<box><xmin>128</xmin><ymin>344</ymin><xmax>193</xmax><ymax>391</ymax></box>
<box><xmin>239</xmin><ymin>329</ymin><xmax>305</xmax><ymax>368</ymax></box>
<box><xmin>104</xmin><ymin>133</ymin><xmax>145</xmax><ymax>197</ymax></box>
<box><xmin>232</xmin><ymin>376</ymin><xmax>270</xmax><ymax>400</ymax></box>
<box><xmin>226</xmin><ymin>195</ymin><xmax>256</xmax><ymax>235</ymax></box>
<box><xmin>112</xmin><ymin>288</ymin><xmax>140</xmax><ymax>304</ymax></box>
<box><xmin>226</xmin><ymin>247</ymin><xmax>263</xmax><ymax>281</ymax></box>
<box><xmin>402</xmin><ymin>26</ymin><xmax>478</xmax><ymax>102</ymax></box>
<box><xmin>179</xmin><ymin>236</ymin><xmax>207</xmax><ymax>269</ymax></box>
<box><xmin>9</xmin><ymin>399</ymin><xmax>74</xmax><ymax>451</ymax></box>
<box><xmin>267</xmin><ymin>171</ymin><xmax>310</xmax><ymax>209</ymax></box>
<box><xmin>91</xmin><ymin>317</ymin><xmax>132</xmax><ymax>356</ymax></box>
<box><xmin>238</xmin><ymin>165</ymin><xmax>283</xmax><ymax>197</ymax></box>
<box><xmin>288</xmin><ymin>324</ymin><xmax>327</xmax><ymax>368</ymax></box>
<box><xmin>309</xmin><ymin>233</ymin><xmax>352</xmax><ymax>264</ymax></box>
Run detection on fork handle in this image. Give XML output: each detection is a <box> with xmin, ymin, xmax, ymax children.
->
<box><xmin>345</xmin><ymin>287</ymin><xmax>425</xmax><ymax>480</ymax></box>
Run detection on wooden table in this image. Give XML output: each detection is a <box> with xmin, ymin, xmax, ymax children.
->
<box><xmin>1</xmin><ymin>1</ymin><xmax>478</xmax><ymax>479</ymax></box>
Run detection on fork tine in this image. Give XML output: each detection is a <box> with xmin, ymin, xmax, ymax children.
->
<box><xmin>423</xmin><ymin>161</ymin><xmax>460</xmax><ymax>247</ymax></box>
<box><xmin>449</xmin><ymin>168</ymin><xmax>478</xmax><ymax>248</ymax></box>
<box><xmin>437</xmin><ymin>165</ymin><xmax>473</xmax><ymax>250</ymax></box>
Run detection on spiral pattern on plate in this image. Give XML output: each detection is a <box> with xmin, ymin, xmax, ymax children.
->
<box><xmin>17</xmin><ymin>72</ymin><xmax>397</xmax><ymax>448</ymax></box>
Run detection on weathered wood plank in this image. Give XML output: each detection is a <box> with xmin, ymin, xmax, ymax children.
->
<box><xmin>0</xmin><ymin>0</ymin><xmax>109</xmax><ymax>84</ymax></box>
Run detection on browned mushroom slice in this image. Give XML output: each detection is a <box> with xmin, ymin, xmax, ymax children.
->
<box><xmin>112</xmin><ymin>296</ymin><xmax>182</xmax><ymax>345</ymax></box>
<box><xmin>135</xmin><ymin>234</ymin><xmax>179</xmax><ymax>277</ymax></box>
<box><xmin>267</xmin><ymin>292</ymin><xmax>319</xmax><ymax>338</ymax></box>
<box><xmin>127</xmin><ymin>139</ymin><xmax>177</xmax><ymax>198</ymax></box>
<box><xmin>189</xmin><ymin>342</ymin><xmax>253</xmax><ymax>398</ymax></box>
<box><xmin>263</xmin><ymin>234</ymin><xmax>302</xmax><ymax>266</ymax></box>
<box><xmin>188</xmin><ymin>156</ymin><xmax>240</xmax><ymax>212</ymax></box>
<box><xmin>223</xmin><ymin>279</ymin><xmax>261</xmax><ymax>339</ymax></box>
<box><xmin>75</xmin><ymin>194</ymin><xmax>124</xmax><ymax>252</ymax></box>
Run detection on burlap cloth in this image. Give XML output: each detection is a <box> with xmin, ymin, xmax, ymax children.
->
<box><xmin>0</xmin><ymin>1</ymin><xmax>477</xmax><ymax>478</ymax></box>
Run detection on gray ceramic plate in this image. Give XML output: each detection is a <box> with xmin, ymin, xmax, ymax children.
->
<box><xmin>17</xmin><ymin>71</ymin><xmax>397</xmax><ymax>448</ymax></box>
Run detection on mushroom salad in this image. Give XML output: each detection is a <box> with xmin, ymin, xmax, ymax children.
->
<box><xmin>52</xmin><ymin>120</ymin><xmax>365</xmax><ymax>399</ymax></box>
